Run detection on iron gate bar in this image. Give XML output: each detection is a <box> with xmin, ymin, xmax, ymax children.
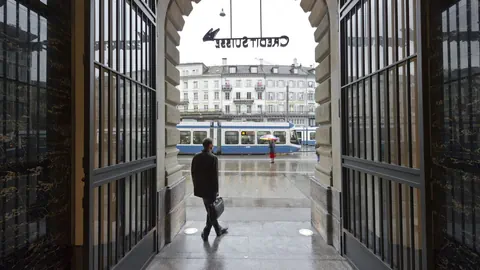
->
<box><xmin>342</xmin><ymin>156</ymin><xmax>421</xmax><ymax>187</ymax></box>
<box><xmin>132</xmin><ymin>0</ymin><xmax>155</xmax><ymax>26</ymax></box>
<box><xmin>417</xmin><ymin>0</ymin><xmax>432</xmax><ymax>268</ymax></box>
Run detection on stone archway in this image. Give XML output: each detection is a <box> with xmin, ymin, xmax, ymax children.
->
<box><xmin>157</xmin><ymin>0</ymin><xmax>341</xmax><ymax>252</ymax></box>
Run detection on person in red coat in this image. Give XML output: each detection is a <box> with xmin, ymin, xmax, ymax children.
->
<box><xmin>269</xmin><ymin>140</ymin><xmax>276</xmax><ymax>163</ymax></box>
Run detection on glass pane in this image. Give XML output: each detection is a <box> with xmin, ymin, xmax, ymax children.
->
<box><xmin>352</xmin><ymin>11</ymin><xmax>357</xmax><ymax>81</ymax></box>
<box><xmin>104</xmin><ymin>0</ymin><xmax>109</xmax><ymax>66</ymax></box>
<box><xmin>371</xmin><ymin>0</ymin><xmax>377</xmax><ymax>72</ymax></box>
<box><xmin>102</xmin><ymin>70</ymin><xmax>109</xmax><ymax>167</ymax></box>
<box><xmin>398</xmin><ymin>64</ymin><xmax>409</xmax><ymax>167</ymax></box>
<box><xmin>225</xmin><ymin>131</ymin><xmax>239</xmax><ymax>144</ymax></box>
<box><xmin>408</xmin><ymin>0</ymin><xmax>417</xmax><ymax>55</ymax></box>
<box><xmin>410</xmin><ymin>60</ymin><xmax>419</xmax><ymax>168</ymax></box>
<box><xmin>366</xmin><ymin>78</ymin><xmax>372</xmax><ymax>160</ymax></box>
<box><xmin>257</xmin><ymin>131</ymin><xmax>271</xmax><ymax>144</ymax></box>
<box><xmin>241</xmin><ymin>131</ymin><xmax>255</xmax><ymax>144</ymax></box>
<box><xmin>386</xmin><ymin>0</ymin><xmax>394</xmax><ymax>64</ymax></box>
<box><xmin>388</xmin><ymin>68</ymin><xmax>399</xmax><ymax>165</ymax></box>
<box><xmin>110</xmin><ymin>74</ymin><xmax>117</xmax><ymax>165</ymax></box>
<box><xmin>95</xmin><ymin>67</ymin><xmax>101</xmax><ymax>168</ymax></box>
<box><xmin>359</xmin><ymin>82</ymin><xmax>365</xmax><ymax>158</ymax></box>
<box><xmin>379</xmin><ymin>0</ymin><xmax>385</xmax><ymax>68</ymax></box>
<box><xmin>125</xmin><ymin>80</ymin><xmax>131</xmax><ymax>162</ymax></box>
<box><xmin>180</xmin><ymin>131</ymin><xmax>191</xmax><ymax>144</ymax></box>
<box><xmin>273</xmin><ymin>131</ymin><xmax>286</xmax><ymax>144</ymax></box>
<box><xmin>125</xmin><ymin>1</ymin><xmax>131</xmax><ymax>75</ymax></box>
<box><xmin>364</xmin><ymin>0</ymin><xmax>370</xmax><ymax>75</ymax></box>
<box><xmin>193</xmin><ymin>131</ymin><xmax>207</xmax><ymax>144</ymax></box>
<box><xmin>358</xmin><ymin>5</ymin><xmax>364</xmax><ymax>79</ymax></box>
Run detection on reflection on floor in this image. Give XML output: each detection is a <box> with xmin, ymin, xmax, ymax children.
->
<box><xmin>147</xmin><ymin>153</ymin><xmax>351</xmax><ymax>270</ymax></box>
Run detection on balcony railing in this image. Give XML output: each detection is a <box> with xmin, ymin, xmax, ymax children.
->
<box><xmin>222</xmin><ymin>84</ymin><xmax>232</xmax><ymax>91</ymax></box>
<box><xmin>233</xmin><ymin>98</ymin><xmax>255</xmax><ymax>104</ymax></box>
<box><xmin>254</xmin><ymin>84</ymin><xmax>265</xmax><ymax>91</ymax></box>
<box><xmin>179</xmin><ymin>109</ymin><xmax>316</xmax><ymax>117</ymax></box>
<box><xmin>179</xmin><ymin>99</ymin><xmax>189</xmax><ymax>105</ymax></box>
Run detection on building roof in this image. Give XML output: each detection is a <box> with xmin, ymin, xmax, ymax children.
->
<box><xmin>178</xmin><ymin>62</ymin><xmax>315</xmax><ymax>76</ymax></box>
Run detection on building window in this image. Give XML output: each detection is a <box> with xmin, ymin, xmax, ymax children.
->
<box><xmin>268</xmin><ymin>105</ymin><xmax>274</xmax><ymax>112</ymax></box>
<box><xmin>308</xmin><ymin>81</ymin><xmax>314</xmax><ymax>88</ymax></box>
<box><xmin>277</xmin><ymin>80</ymin><xmax>285</xmax><ymax>87</ymax></box>
<box><xmin>298</xmin><ymin>81</ymin><xmax>305</xmax><ymax>88</ymax></box>
<box><xmin>225</xmin><ymin>131</ymin><xmax>239</xmax><ymax>144</ymax></box>
<box><xmin>257</xmin><ymin>105</ymin><xmax>263</xmax><ymax>112</ymax></box>
<box><xmin>309</xmin><ymin>105</ymin><xmax>315</xmax><ymax>112</ymax></box>
<box><xmin>225</xmin><ymin>105</ymin><xmax>230</xmax><ymax>113</ymax></box>
<box><xmin>277</xmin><ymin>93</ymin><xmax>285</xmax><ymax>100</ymax></box>
<box><xmin>204</xmin><ymin>105</ymin><xmax>208</xmax><ymax>110</ymax></box>
<box><xmin>186</xmin><ymin>70</ymin><xmax>189</xmax><ymax>76</ymax></box>
<box><xmin>194</xmin><ymin>105</ymin><xmax>198</xmax><ymax>111</ymax></box>
<box><xmin>180</xmin><ymin>131</ymin><xmax>191</xmax><ymax>144</ymax></box>
<box><xmin>257</xmin><ymin>80</ymin><xmax>263</xmax><ymax>86</ymax></box>
<box><xmin>298</xmin><ymin>93</ymin><xmax>304</xmax><ymax>101</ymax></box>
<box><xmin>225</xmin><ymin>79</ymin><xmax>230</xmax><ymax>86</ymax></box>
<box><xmin>183</xmin><ymin>92</ymin><xmax>188</xmax><ymax>100</ymax></box>
<box><xmin>193</xmin><ymin>81</ymin><xmax>198</xmax><ymax>88</ymax></box>
<box><xmin>236</xmin><ymin>92</ymin><xmax>241</xmax><ymax>99</ymax></box>
<box><xmin>235</xmin><ymin>79</ymin><xmax>242</xmax><ymax>87</ymax></box>
<box><xmin>193</xmin><ymin>131</ymin><xmax>207</xmax><ymax>144</ymax></box>
<box><xmin>247</xmin><ymin>105</ymin><xmax>252</xmax><ymax>113</ymax></box>
<box><xmin>272</xmin><ymin>67</ymin><xmax>279</xmax><ymax>73</ymax></box>
<box><xmin>214</xmin><ymin>92</ymin><xmax>219</xmax><ymax>100</ymax></box>
<box><xmin>214</xmin><ymin>104</ymin><xmax>219</xmax><ymax>110</ymax></box>
<box><xmin>214</xmin><ymin>80</ymin><xmax>219</xmax><ymax>88</ymax></box>
<box><xmin>267</xmin><ymin>80</ymin><xmax>274</xmax><ymax>87</ymax></box>
<box><xmin>247</xmin><ymin>92</ymin><xmax>252</xmax><ymax>99</ymax></box>
<box><xmin>299</xmin><ymin>105</ymin><xmax>305</xmax><ymax>112</ymax></box>
<box><xmin>289</xmin><ymin>104</ymin><xmax>294</xmax><ymax>112</ymax></box>
<box><xmin>246</xmin><ymin>79</ymin><xmax>252</xmax><ymax>87</ymax></box>
<box><xmin>203</xmin><ymin>81</ymin><xmax>209</xmax><ymax>89</ymax></box>
<box><xmin>236</xmin><ymin>105</ymin><xmax>241</xmax><ymax>113</ymax></box>
<box><xmin>250</xmin><ymin>66</ymin><xmax>258</xmax><ymax>73</ymax></box>
<box><xmin>203</xmin><ymin>92</ymin><xmax>208</xmax><ymax>100</ymax></box>
<box><xmin>308</xmin><ymin>92</ymin><xmax>314</xmax><ymax>101</ymax></box>
<box><xmin>229</xmin><ymin>66</ymin><xmax>237</xmax><ymax>73</ymax></box>
<box><xmin>257</xmin><ymin>92</ymin><xmax>263</xmax><ymax>100</ymax></box>
<box><xmin>289</xmin><ymin>92</ymin><xmax>295</xmax><ymax>101</ymax></box>
<box><xmin>293</xmin><ymin>68</ymin><xmax>298</xmax><ymax>74</ymax></box>
<box><xmin>225</xmin><ymin>92</ymin><xmax>230</xmax><ymax>100</ymax></box>
<box><xmin>194</xmin><ymin>93</ymin><xmax>198</xmax><ymax>100</ymax></box>
<box><xmin>268</xmin><ymin>92</ymin><xmax>274</xmax><ymax>100</ymax></box>
<box><xmin>289</xmin><ymin>80</ymin><xmax>295</xmax><ymax>87</ymax></box>
<box><xmin>241</xmin><ymin>131</ymin><xmax>255</xmax><ymax>144</ymax></box>
<box><xmin>184</xmin><ymin>81</ymin><xmax>188</xmax><ymax>89</ymax></box>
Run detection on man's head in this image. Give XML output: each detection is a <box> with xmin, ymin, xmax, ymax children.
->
<box><xmin>202</xmin><ymin>137</ymin><xmax>213</xmax><ymax>151</ymax></box>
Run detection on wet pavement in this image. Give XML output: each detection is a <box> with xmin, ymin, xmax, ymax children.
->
<box><xmin>147</xmin><ymin>153</ymin><xmax>352</xmax><ymax>270</ymax></box>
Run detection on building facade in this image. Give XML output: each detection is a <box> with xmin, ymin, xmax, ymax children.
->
<box><xmin>177</xmin><ymin>60</ymin><xmax>317</xmax><ymax>126</ymax></box>
<box><xmin>0</xmin><ymin>0</ymin><xmax>479</xmax><ymax>270</ymax></box>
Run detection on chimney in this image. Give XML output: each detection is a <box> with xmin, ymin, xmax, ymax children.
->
<box><xmin>259</xmin><ymin>58</ymin><xmax>263</xmax><ymax>66</ymax></box>
<box><xmin>222</xmin><ymin>58</ymin><xmax>227</xmax><ymax>66</ymax></box>
<box><xmin>293</xmin><ymin>58</ymin><xmax>298</xmax><ymax>67</ymax></box>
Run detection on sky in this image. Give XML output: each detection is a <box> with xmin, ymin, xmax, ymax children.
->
<box><xmin>178</xmin><ymin>0</ymin><xmax>317</xmax><ymax>67</ymax></box>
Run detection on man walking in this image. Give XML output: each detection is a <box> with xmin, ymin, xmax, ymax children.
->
<box><xmin>191</xmin><ymin>138</ymin><xmax>228</xmax><ymax>241</ymax></box>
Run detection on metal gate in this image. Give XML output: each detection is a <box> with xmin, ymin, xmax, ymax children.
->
<box><xmin>84</xmin><ymin>0</ymin><xmax>157</xmax><ymax>269</ymax></box>
<box><xmin>339</xmin><ymin>0</ymin><xmax>427</xmax><ymax>269</ymax></box>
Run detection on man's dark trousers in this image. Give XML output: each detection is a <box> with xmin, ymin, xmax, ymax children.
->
<box><xmin>202</xmin><ymin>197</ymin><xmax>221</xmax><ymax>235</ymax></box>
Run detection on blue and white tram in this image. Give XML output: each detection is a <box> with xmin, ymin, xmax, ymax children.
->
<box><xmin>176</xmin><ymin>121</ymin><xmax>301</xmax><ymax>155</ymax></box>
<box><xmin>293</xmin><ymin>126</ymin><xmax>317</xmax><ymax>146</ymax></box>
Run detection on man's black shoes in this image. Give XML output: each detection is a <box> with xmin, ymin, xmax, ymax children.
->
<box><xmin>216</xmin><ymin>227</ymin><xmax>228</xmax><ymax>237</ymax></box>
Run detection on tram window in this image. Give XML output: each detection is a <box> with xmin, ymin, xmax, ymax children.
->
<box><xmin>310</xmin><ymin>132</ymin><xmax>316</xmax><ymax>140</ymax></box>
<box><xmin>180</xmin><ymin>131</ymin><xmax>191</xmax><ymax>144</ymax></box>
<box><xmin>296</xmin><ymin>131</ymin><xmax>302</xmax><ymax>139</ymax></box>
<box><xmin>241</xmin><ymin>131</ymin><xmax>255</xmax><ymax>145</ymax></box>
<box><xmin>257</xmin><ymin>131</ymin><xmax>271</xmax><ymax>144</ymax></box>
<box><xmin>225</xmin><ymin>131</ymin><xmax>239</xmax><ymax>144</ymax></box>
<box><xmin>273</xmin><ymin>131</ymin><xmax>286</xmax><ymax>144</ymax></box>
<box><xmin>193</xmin><ymin>131</ymin><xmax>207</xmax><ymax>144</ymax></box>
<box><xmin>290</xmin><ymin>131</ymin><xmax>299</xmax><ymax>144</ymax></box>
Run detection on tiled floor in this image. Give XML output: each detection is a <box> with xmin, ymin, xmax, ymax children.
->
<box><xmin>147</xmin><ymin>154</ymin><xmax>351</xmax><ymax>270</ymax></box>
<box><xmin>147</xmin><ymin>219</ymin><xmax>352</xmax><ymax>270</ymax></box>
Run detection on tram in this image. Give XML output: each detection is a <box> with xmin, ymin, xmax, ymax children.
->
<box><xmin>293</xmin><ymin>126</ymin><xmax>317</xmax><ymax>146</ymax></box>
<box><xmin>176</xmin><ymin>121</ymin><xmax>301</xmax><ymax>155</ymax></box>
